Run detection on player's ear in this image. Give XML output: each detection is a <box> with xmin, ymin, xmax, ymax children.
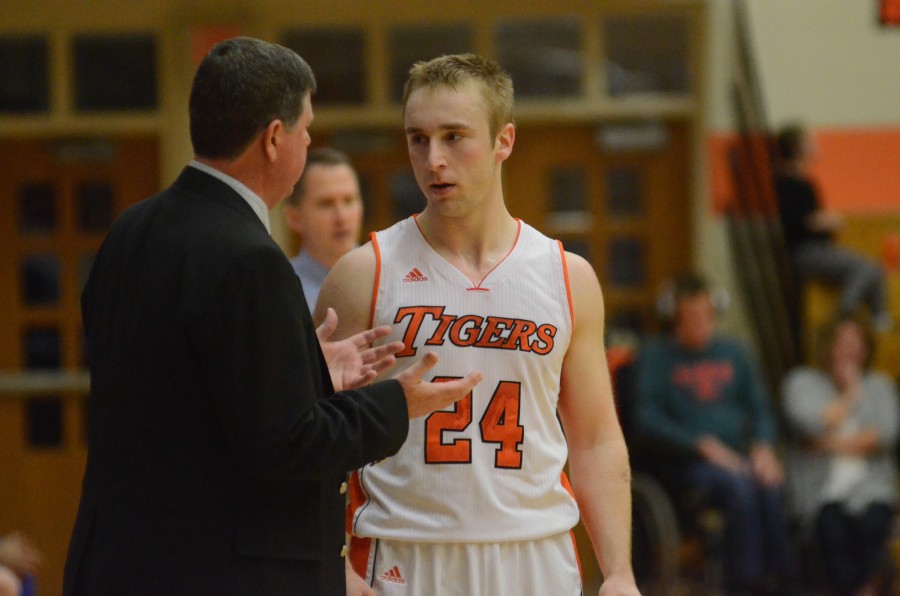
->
<box><xmin>495</xmin><ymin>123</ymin><xmax>515</xmax><ymax>163</ymax></box>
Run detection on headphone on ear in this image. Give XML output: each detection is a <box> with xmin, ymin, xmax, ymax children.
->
<box><xmin>655</xmin><ymin>273</ymin><xmax>730</xmax><ymax>321</ymax></box>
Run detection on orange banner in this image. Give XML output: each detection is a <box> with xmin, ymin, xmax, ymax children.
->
<box><xmin>882</xmin><ymin>0</ymin><xmax>900</xmax><ymax>25</ymax></box>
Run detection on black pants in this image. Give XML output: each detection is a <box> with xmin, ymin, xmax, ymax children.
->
<box><xmin>815</xmin><ymin>502</ymin><xmax>894</xmax><ymax>596</ymax></box>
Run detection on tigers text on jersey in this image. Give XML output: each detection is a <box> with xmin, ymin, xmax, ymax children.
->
<box><xmin>348</xmin><ymin>217</ymin><xmax>580</xmax><ymax>542</ymax></box>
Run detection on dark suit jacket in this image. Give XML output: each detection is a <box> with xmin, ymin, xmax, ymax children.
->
<box><xmin>64</xmin><ymin>167</ymin><xmax>408</xmax><ymax>595</ymax></box>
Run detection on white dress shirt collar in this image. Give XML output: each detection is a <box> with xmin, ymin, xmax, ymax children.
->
<box><xmin>188</xmin><ymin>160</ymin><xmax>271</xmax><ymax>234</ymax></box>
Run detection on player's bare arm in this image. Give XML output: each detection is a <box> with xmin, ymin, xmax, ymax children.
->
<box><xmin>315</xmin><ymin>243</ymin><xmax>379</xmax><ymax>339</ymax></box>
<box><xmin>556</xmin><ymin>252</ymin><xmax>640</xmax><ymax>596</ymax></box>
<box><xmin>316</xmin><ymin>242</ymin><xmax>483</xmax><ymax>419</ymax></box>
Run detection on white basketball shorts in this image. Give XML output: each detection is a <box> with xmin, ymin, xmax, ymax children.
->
<box><xmin>349</xmin><ymin>531</ymin><xmax>583</xmax><ymax>596</ymax></box>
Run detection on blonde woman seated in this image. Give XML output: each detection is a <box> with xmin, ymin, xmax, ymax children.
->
<box><xmin>782</xmin><ymin>316</ymin><xmax>898</xmax><ymax>596</ymax></box>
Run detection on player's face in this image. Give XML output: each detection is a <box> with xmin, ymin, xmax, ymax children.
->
<box><xmin>287</xmin><ymin>163</ymin><xmax>363</xmax><ymax>266</ymax></box>
<box><xmin>674</xmin><ymin>294</ymin><xmax>716</xmax><ymax>351</ymax></box>
<box><xmin>404</xmin><ymin>81</ymin><xmax>512</xmax><ymax>217</ymax></box>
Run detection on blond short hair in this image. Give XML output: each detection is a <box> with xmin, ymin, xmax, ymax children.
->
<box><xmin>402</xmin><ymin>53</ymin><xmax>514</xmax><ymax>140</ymax></box>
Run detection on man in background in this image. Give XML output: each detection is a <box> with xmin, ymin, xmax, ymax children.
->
<box><xmin>284</xmin><ymin>147</ymin><xmax>363</xmax><ymax>311</ymax></box>
<box><xmin>636</xmin><ymin>272</ymin><xmax>792</xmax><ymax>595</ymax></box>
<box><xmin>774</xmin><ymin>124</ymin><xmax>891</xmax><ymax>333</ymax></box>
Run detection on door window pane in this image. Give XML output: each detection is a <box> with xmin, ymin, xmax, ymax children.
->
<box><xmin>495</xmin><ymin>18</ymin><xmax>582</xmax><ymax>98</ymax></box>
<box><xmin>73</xmin><ymin>34</ymin><xmax>157</xmax><ymax>111</ymax></box>
<box><xmin>389</xmin><ymin>24</ymin><xmax>474</xmax><ymax>102</ymax></box>
<box><xmin>24</xmin><ymin>326</ymin><xmax>61</xmax><ymax>369</ymax></box>
<box><xmin>19</xmin><ymin>183</ymin><xmax>56</xmax><ymax>234</ymax></box>
<box><xmin>0</xmin><ymin>36</ymin><xmax>49</xmax><ymax>113</ymax></box>
<box><xmin>27</xmin><ymin>396</ymin><xmax>63</xmax><ymax>447</ymax></box>
<box><xmin>603</xmin><ymin>14</ymin><xmax>690</xmax><ymax>97</ymax></box>
<box><xmin>608</xmin><ymin>237</ymin><xmax>645</xmax><ymax>287</ymax></box>
<box><xmin>607</xmin><ymin>166</ymin><xmax>644</xmax><ymax>217</ymax></box>
<box><xmin>77</xmin><ymin>182</ymin><xmax>115</xmax><ymax>231</ymax></box>
<box><xmin>22</xmin><ymin>254</ymin><xmax>60</xmax><ymax>306</ymax></box>
<box><xmin>281</xmin><ymin>28</ymin><xmax>365</xmax><ymax>105</ymax></box>
<box><xmin>550</xmin><ymin>168</ymin><xmax>587</xmax><ymax>213</ymax></box>
<box><xmin>547</xmin><ymin>168</ymin><xmax>592</xmax><ymax>234</ymax></box>
<box><xmin>561</xmin><ymin>237</ymin><xmax>590</xmax><ymax>263</ymax></box>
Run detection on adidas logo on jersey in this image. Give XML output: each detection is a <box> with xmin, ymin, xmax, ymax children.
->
<box><xmin>379</xmin><ymin>565</ymin><xmax>407</xmax><ymax>585</ymax></box>
<box><xmin>402</xmin><ymin>268</ymin><xmax>428</xmax><ymax>283</ymax></box>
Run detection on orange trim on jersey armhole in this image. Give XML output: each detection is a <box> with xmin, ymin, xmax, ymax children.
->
<box><xmin>369</xmin><ymin>231</ymin><xmax>382</xmax><ymax>329</ymax></box>
<box><xmin>556</xmin><ymin>240</ymin><xmax>575</xmax><ymax>327</ymax></box>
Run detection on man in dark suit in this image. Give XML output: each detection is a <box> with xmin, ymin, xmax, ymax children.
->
<box><xmin>63</xmin><ymin>37</ymin><xmax>481</xmax><ymax>596</ymax></box>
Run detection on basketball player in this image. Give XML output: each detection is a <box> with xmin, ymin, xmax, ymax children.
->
<box><xmin>316</xmin><ymin>54</ymin><xmax>639</xmax><ymax>596</ymax></box>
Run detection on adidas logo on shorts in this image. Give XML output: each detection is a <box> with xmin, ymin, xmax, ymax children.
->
<box><xmin>379</xmin><ymin>565</ymin><xmax>407</xmax><ymax>585</ymax></box>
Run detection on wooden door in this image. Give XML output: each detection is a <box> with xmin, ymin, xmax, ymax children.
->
<box><xmin>507</xmin><ymin>123</ymin><xmax>692</xmax><ymax>336</ymax></box>
<box><xmin>508</xmin><ymin>123</ymin><xmax>691</xmax><ymax>590</ymax></box>
<box><xmin>0</xmin><ymin>137</ymin><xmax>158</xmax><ymax>596</ymax></box>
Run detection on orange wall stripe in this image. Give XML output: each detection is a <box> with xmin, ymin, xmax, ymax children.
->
<box><xmin>708</xmin><ymin>126</ymin><xmax>900</xmax><ymax>215</ymax></box>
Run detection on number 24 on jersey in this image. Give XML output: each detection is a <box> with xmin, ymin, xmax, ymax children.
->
<box><xmin>425</xmin><ymin>378</ymin><xmax>524</xmax><ymax>469</ymax></box>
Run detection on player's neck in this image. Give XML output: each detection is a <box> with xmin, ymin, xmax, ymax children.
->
<box><xmin>416</xmin><ymin>206</ymin><xmax>519</xmax><ymax>283</ymax></box>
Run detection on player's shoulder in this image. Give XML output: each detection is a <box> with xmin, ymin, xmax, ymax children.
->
<box><xmin>559</xmin><ymin>251</ymin><xmax>601</xmax><ymax>292</ymax></box>
<box><xmin>372</xmin><ymin>216</ymin><xmax>416</xmax><ymax>242</ymax></box>
<box><xmin>330</xmin><ymin>241</ymin><xmax>377</xmax><ymax>280</ymax></box>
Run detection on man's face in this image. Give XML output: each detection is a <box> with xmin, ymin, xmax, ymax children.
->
<box><xmin>403</xmin><ymin>80</ymin><xmax>512</xmax><ymax>218</ymax></box>
<box><xmin>285</xmin><ymin>163</ymin><xmax>362</xmax><ymax>267</ymax></box>
<box><xmin>674</xmin><ymin>294</ymin><xmax>716</xmax><ymax>351</ymax></box>
<box><xmin>273</xmin><ymin>93</ymin><xmax>314</xmax><ymax>206</ymax></box>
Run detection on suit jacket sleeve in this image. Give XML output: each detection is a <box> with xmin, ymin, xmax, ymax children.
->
<box><xmin>189</xmin><ymin>238</ymin><xmax>408</xmax><ymax>480</ymax></box>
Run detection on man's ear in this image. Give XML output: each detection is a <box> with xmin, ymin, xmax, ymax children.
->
<box><xmin>495</xmin><ymin>123</ymin><xmax>515</xmax><ymax>163</ymax></box>
<box><xmin>263</xmin><ymin>119</ymin><xmax>282</xmax><ymax>162</ymax></box>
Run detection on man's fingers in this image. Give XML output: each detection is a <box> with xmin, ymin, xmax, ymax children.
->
<box><xmin>354</xmin><ymin>370</ymin><xmax>378</xmax><ymax>389</ymax></box>
<box><xmin>397</xmin><ymin>351</ymin><xmax>439</xmax><ymax>382</ymax></box>
<box><xmin>347</xmin><ymin>324</ymin><xmax>393</xmax><ymax>349</ymax></box>
<box><xmin>361</xmin><ymin>340</ymin><xmax>404</xmax><ymax>365</ymax></box>
<box><xmin>315</xmin><ymin>307</ymin><xmax>338</xmax><ymax>342</ymax></box>
<box><xmin>442</xmin><ymin>371</ymin><xmax>483</xmax><ymax>395</ymax></box>
<box><xmin>354</xmin><ymin>325</ymin><xmax>393</xmax><ymax>347</ymax></box>
<box><xmin>367</xmin><ymin>355</ymin><xmax>397</xmax><ymax>376</ymax></box>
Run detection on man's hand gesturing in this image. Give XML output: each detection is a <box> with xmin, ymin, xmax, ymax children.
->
<box><xmin>394</xmin><ymin>352</ymin><xmax>482</xmax><ymax>419</ymax></box>
<box><xmin>316</xmin><ymin>307</ymin><xmax>405</xmax><ymax>391</ymax></box>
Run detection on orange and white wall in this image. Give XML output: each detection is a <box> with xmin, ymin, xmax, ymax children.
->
<box><xmin>700</xmin><ymin>0</ymin><xmax>900</xmax><ymax>333</ymax></box>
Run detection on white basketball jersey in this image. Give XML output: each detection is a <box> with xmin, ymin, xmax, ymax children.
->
<box><xmin>348</xmin><ymin>217</ymin><xmax>580</xmax><ymax>542</ymax></box>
